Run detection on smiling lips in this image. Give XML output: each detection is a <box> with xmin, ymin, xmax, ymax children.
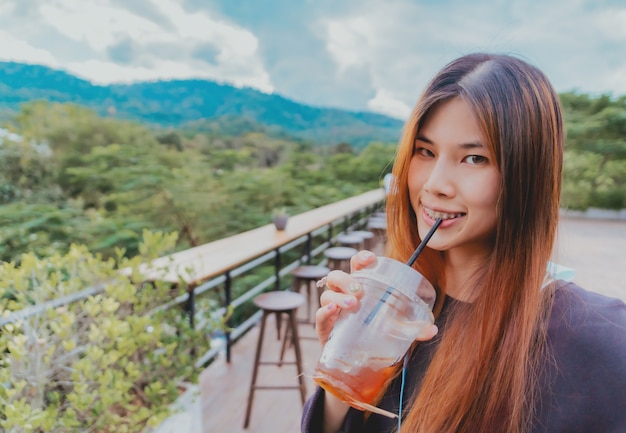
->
<box><xmin>424</xmin><ymin>207</ymin><xmax>466</xmax><ymax>220</ymax></box>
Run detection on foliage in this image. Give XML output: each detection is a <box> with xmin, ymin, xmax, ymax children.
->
<box><xmin>1</xmin><ymin>91</ymin><xmax>625</xmax><ymax>266</ymax></box>
<box><xmin>0</xmin><ymin>231</ymin><xmax>222</xmax><ymax>432</ymax></box>
<box><xmin>560</xmin><ymin>92</ymin><xmax>626</xmax><ymax>209</ymax></box>
<box><xmin>0</xmin><ymin>134</ymin><xmax>57</xmax><ymax>204</ymax></box>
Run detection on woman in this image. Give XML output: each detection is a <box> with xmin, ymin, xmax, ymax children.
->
<box><xmin>301</xmin><ymin>53</ymin><xmax>626</xmax><ymax>433</ymax></box>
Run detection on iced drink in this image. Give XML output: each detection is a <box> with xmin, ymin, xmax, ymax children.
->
<box><xmin>313</xmin><ymin>257</ymin><xmax>435</xmax><ymax>413</ymax></box>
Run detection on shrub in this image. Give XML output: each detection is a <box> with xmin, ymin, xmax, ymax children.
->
<box><xmin>0</xmin><ymin>231</ymin><xmax>221</xmax><ymax>432</ymax></box>
<box><xmin>589</xmin><ymin>187</ymin><xmax>626</xmax><ymax>210</ymax></box>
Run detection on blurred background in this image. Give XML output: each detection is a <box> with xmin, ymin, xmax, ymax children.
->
<box><xmin>0</xmin><ymin>0</ymin><xmax>624</xmax><ymax>263</ymax></box>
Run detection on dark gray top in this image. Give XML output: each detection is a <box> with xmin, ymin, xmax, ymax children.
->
<box><xmin>301</xmin><ymin>282</ymin><xmax>626</xmax><ymax>433</ymax></box>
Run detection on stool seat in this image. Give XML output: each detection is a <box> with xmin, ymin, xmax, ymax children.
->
<box><xmin>254</xmin><ymin>291</ymin><xmax>305</xmax><ymax>312</ymax></box>
<box><xmin>368</xmin><ymin>215</ymin><xmax>387</xmax><ymax>224</ymax></box>
<box><xmin>336</xmin><ymin>233</ymin><xmax>364</xmax><ymax>248</ymax></box>
<box><xmin>291</xmin><ymin>265</ymin><xmax>330</xmax><ymax>280</ymax></box>
<box><xmin>350</xmin><ymin>230</ymin><xmax>375</xmax><ymax>250</ymax></box>
<box><xmin>367</xmin><ymin>217</ymin><xmax>388</xmax><ymax>246</ymax></box>
<box><xmin>351</xmin><ymin>229</ymin><xmax>374</xmax><ymax>238</ymax></box>
<box><xmin>291</xmin><ymin>265</ymin><xmax>330</xmax><ymax>323</ymax></box>
<box><xmin>324</xmin><ymin>246</ymin><xmax>358</xmax><ymax>259</ymax></box>
<box><xmin>367</xmin><ymin>219</ymin><xmax>387</xmax><ymax>230</ymax></box>
<box><xmin>324</xmin><ymin>246</ymin><xmax>357</xmax><ymax>272</ymax></box>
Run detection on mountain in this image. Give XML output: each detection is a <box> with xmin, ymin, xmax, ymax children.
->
<box><xmin>0</xmin><ymin>62</ymin><xmax>404</xmax><ymax>147</ymax></box>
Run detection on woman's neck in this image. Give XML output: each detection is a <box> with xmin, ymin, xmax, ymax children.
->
<box><xmin>442</xmin><ymin>247</ymin><xmax>491</xmax><ymax>302</ymax></box>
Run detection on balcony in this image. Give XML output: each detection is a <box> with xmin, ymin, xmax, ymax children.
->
<box><xmin>3</xmin><ymin>189</ymin><xmax>625</xmax><ymax>433</ymax></box>
<box><xmin>149</xmin><ymin>188</ymin><xmax>388</xmax><ymax>432</ymax></box>
<box><xmin>197</xmin><ymin>204</ymin><xmax>626</xmax><ymax>433</ymax></box>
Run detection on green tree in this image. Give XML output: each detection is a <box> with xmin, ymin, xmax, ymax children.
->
<box><xmin>560</xmin><ymin>92</ymin><xmax>626</xmax><ymax>209</ymax></box>
<box><xmin>0</xmin><ymin>134</ymin><xmax>58</xmax><ymax>204</ymax></box>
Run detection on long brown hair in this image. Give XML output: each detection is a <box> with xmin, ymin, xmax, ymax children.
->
<box><xmin>386</xmin><ymin>53</ymin><xmax>564</xmax><ymax>432</ymax></box>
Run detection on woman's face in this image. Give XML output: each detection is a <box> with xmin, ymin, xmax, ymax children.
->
<box><xmin>408</xmin><ymin>97</ymin><xmax>501</xmax><ymax>260</ymax></box>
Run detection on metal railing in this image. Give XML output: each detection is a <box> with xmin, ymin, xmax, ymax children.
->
<box><xmin>190</xmin><ymin>203</ymin><xmax>384</xmax><ymax>367</ymax></box>
<box><xmin>1</xmin><ymin>189</ymin><xmax>386</xmax><ymax>370</ymax></box>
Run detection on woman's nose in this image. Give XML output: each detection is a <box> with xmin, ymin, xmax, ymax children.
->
<box><xmin>423</xmin><ymin>160</ymin><xmax>456</xmax><ymax>197</ymax></box>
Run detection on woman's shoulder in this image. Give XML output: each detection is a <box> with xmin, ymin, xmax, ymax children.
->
<box><xmin>537</xmin><ymin>282</ymin><xmax>626</xmax><ymax>432</ymax></box>
<box><xmin>550</xmin><ymin>281</ymin><xmax>626</xmax><ymax>328</ymax></box>
<box><xmin>547</xmin><ymin>280</ymin><xmax>626</xmax><ymax>362</ymax></box>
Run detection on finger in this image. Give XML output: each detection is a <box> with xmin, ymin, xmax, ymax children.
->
<box><xmin>315</xmin><ymin>302</ymin><xmax>342</xmax><ymax>345</ymax></box>
<box><xmin>415</xmin><ymin>324</ymin><xmax>438</xmax><ymax>341</ymax></box>
<box><xmin>320</xmin><ymin>289</ymin><xmax>360</xmax><ymax>311</ymax></box>
<box><xmin>350</xmin><ymin>250</ymin><xmax>377</xmax><ymax>273</ymax></box>
<box><xmin>322</xmin><ymin>270</ymin><xmax>363</xmax><ymax>296</ymax></box>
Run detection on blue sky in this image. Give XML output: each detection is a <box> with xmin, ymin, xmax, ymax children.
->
<box><xmin>0</xmin><ymin>0</ymin><xmax>625</xmax><ymax>119</ymax></box>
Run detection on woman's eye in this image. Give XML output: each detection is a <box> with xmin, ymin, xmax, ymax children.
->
<box><xmin>415</xmin><ymin>147</ymin><xmax>434</xmax><ymax>157</ymax></box>
<box><xmin>463</xmin><ymin>155</ymin><xmax>488</xmax><ymax>165</ymax></box>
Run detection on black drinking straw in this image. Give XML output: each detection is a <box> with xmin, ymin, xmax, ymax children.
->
<box><xmin>363</xmin><ymin>217</ymin><xmax>443</xmax><ymax>325</ymax></box>
<box><xmin>406</xmin><ymin>217</ymin><xmax>443</xmax><ymax>266</ymax></box>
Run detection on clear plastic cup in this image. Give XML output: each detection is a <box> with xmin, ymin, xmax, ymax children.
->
<box><xmin>313</xmin><ymin>256</ymin><xmax>436</xmax><ymax>415</ymax></box>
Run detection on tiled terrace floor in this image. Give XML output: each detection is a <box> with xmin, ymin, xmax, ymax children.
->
<box><xmin>200</xmin><ymin>216</ymin><xmax>626</xmax><ymax>433</ymax></box>
<box><xmin>201</xmin><ymin>314</ymin><xmax>321</xmax><ymax>433</ymax></box>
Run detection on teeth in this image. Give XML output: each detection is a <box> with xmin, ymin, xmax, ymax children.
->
<box><xmin>425</xmin><ymin>208</ymin><xmax>464</xmax><ymax>220</ymax></box>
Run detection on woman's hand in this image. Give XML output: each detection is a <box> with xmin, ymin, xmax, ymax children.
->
<box><xmin>315</xmin><ymin>250</ymin><xmax>439</xmax><ymax>347</ymax></box>
<box><xmin>315</xmin><ymin>250</ymin><xmax>375</xmax><ymax>346</ymax></box>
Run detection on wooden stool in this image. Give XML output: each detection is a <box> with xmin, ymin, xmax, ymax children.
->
<box><xmin>367</xmin><ymin>217</ymin><xmax>387</xmax><ymax>245</ymax></box>
<box><xmin>324</xmin><ymin>246</ymin><xmax>357</xmax><ymax>272</ymax></box>
<box><xmin>350</xmin><ymin>230</ymin><xmax>375</xmax><ymax>250</ymax></box>
<box><xmin>336</xmin><ymin>233</ymin><xmax>364</xmax><ymax>250</ymax></box>
<box><xmin>243</xmin><ymin>291</ymin><xmax>307</xmax><ymax>428</ymax></box>
<box><xmin>291</xmin><ymin>265</ymin><xmax>330</xmax><ymax>323</ymax></box>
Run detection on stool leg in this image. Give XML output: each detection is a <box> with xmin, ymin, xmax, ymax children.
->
<box><xmin>292</xmin><ymin>277</ymin><xmax>309</xmax><ymax>323</ymax></box>
<box><xmin>305</xmin><ymin>280</ymin><xmax>313</xmax><ymax>323</ymax></box>
<box><xmin>279</xmin><ymin>313</ymin><xmax>289</xmax><ymax>366</ymax></box>
<box><xmin>243</xmin><ymin>311</ymin><xmax>268</xmax><ymax>428</ymax></box>
<box><xmin>288</xmin><ymin>309</ymin><xmax>307</xmax><ymax>405</ymax></box>
<box><xmin>274</xmin><ymin>311</ymin><xmax>282</xmax><ymax>340</ymax></box>
<box><xmin>311</xmin><ymin>279</ymin><xmax>321</xmax><ymax>327</ymax></box>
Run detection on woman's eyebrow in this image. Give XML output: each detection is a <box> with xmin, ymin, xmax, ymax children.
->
<box><xmin>415</xmin><ymin>134</ymin><xmax>432</xmax><ymax>144</ymax></box>
<box><xmin>459</xmin><ymin>142</ymin><xmax>484</xmax><ymax>149</ymax></box>
<box><xmin>415</xmin><ymin>134</ymin><xmax>484</xmax><ymax>149</ymax></box>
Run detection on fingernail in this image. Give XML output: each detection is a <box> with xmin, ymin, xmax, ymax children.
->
<box><xmin>361</xmin><ymin>251</ymin><xmax>374</xmax><ymax>259</ymax></box>
<box><xmin>342</xmin><ymin>298</ymin><xmax>353</xmax><ymax>307</ymax></box>
<box><xmin>327</xmin><ymin>303</ymin><xmax>336</xmax><ymax>311</ymax></box>
<box><xmin>349</xmin><ymin>282</ymin><xmax>362</xmax><ymax>293</ymax></box>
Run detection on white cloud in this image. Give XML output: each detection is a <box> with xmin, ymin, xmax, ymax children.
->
<box><xmin>41</xmin><ymin>0</ymin><xmax>162</xmax><ymax>52</ymax></box>
<box><xmin>324</xmin><ymin>16</ymin><xmax>371</xmax><ymax>73</ymax></box>
<box><xmin>367</xmin><ymin>89</ymin><xmax>412</xmax><ymax>119</ymax></box>
<box><xmin>0</xmin><ymin>30</ymin><xmax>58</xmax><ymax>65</ymax></box>
<box><xmin>319</xmin><ymin>0</ymin><xmax>626</xmax><ymax>116</ymax></box>
<box><xmin>13</xmin><ymin>0</ymin><xmax>274</xmax><ymax>91</ymax></box>
<box><xmin>66</xmin><ymin>59</ymin><xmax>197</xmax><ymax>84</ymax></box>
<box><xmin>153</xmin><ymin>0</ymin><xmax>258</xmax><ymax>55</ymax></box>
<box><xmin>593</xmin><ymin>8</ymin><xmax>626</xmax><ymax>41</ymax></box>
<box><xmin>67</xmin><ymin>57</ymin><xmax>274</xmax><ymax>92</ymax></box>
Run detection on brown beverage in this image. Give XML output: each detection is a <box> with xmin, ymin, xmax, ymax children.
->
<box><xmin>313</xmin><ymin>361</ymin><xmax>397</xmax><ymax>408</ymax></box>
